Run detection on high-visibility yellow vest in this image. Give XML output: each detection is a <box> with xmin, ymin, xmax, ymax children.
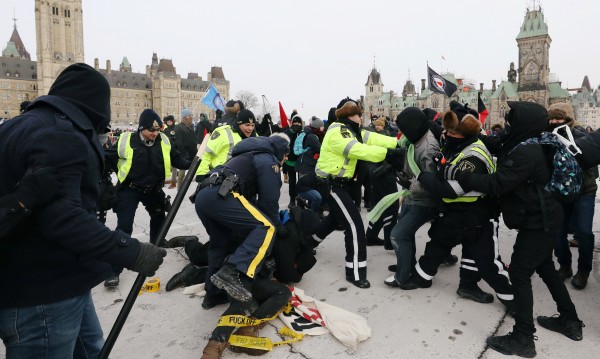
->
<box><xmin>117</xmin><ymin>132</ymin><xmax>171</xmax><ymax>183</ymax></box>
<box><xmin>315</xmin><ymin>123</ymin><xmax>397</xmax><ymax>179</ymax></box>
<box><xmin>442</xmin><ymin>139</ymin><xmax>495</xmax><ymax>203</ymax></box>
<box><xmin>196</xmin><ymin>125</ymin><xmax>242</xmax><ymax>176</ymax></box>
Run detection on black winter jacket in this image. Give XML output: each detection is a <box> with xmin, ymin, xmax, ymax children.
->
<box><xmin>575</xmin><ymin>128</ymin><xmax>600</xmax><ymax>169</ymax></box>
<box><xmin>0</xmin><ymin>96</ymin><xmax>142</xmax><ymax>308</ymax></box>
<box><xmin>174</xmin><ymin>122</ymin><xmax>199</xmax><ymax>160</ymax></box>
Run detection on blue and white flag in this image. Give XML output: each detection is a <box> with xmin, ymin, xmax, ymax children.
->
<box><xmin>201</xmin><ymin>84</ymin><xmax>226</xmax><ymax>111</ymax></box>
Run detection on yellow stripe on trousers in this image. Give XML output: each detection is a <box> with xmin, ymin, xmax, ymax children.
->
<box><xmin>232</xmin><ymin>192</ymin><xmax>275</xmax><ymax>278</ymax></box>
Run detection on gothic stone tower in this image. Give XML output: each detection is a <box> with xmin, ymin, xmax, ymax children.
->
<box><xmin>363</xmin><ymin>67</ymin><xmax>383</xmax><ymax>120</ymax></box>
<box><xmin>516</xmin><ymin>5</ymin><xmax>551</xmax><ymax>106</ymax></box>
<box><xmin>35</xmin><ymin>0</ymin><xmax>85</xmax><ymax>95</ymax></box>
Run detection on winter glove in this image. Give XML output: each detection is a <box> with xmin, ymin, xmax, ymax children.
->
<box><xmin>263</xmin><ymin>113</ymin><xmax>272</xmax><ymax>122</ymax></box>
<box><xmin>276</xmin><ymin>224</ymin><xmax>289</xmax><ymax>238</ymax></box>
<box><xmin>396</xmin><ymin>171</ymin><xmax>412</xmax><ymax>189</ymax></box>
<box><xmin>371</xmin><ymin>162</ymin><xmax>393</xmax><ymax>177</ymax></box>
<box><xmin>130</xmin><ymin>242</ymin><xmax>167</xmax><ymax>277</ymax></box>
<box><xmin>15</xmin><ymin>167</ymin><xmax>63</xmax><ymax>209</ymax></box>
<box><xmin>384</xmin><ymin>148</ymin><xmax>405</xmax><ymax>171</ymax></box>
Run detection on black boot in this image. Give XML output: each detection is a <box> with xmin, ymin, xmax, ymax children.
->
<box><xmin>441</xmin><ymin>254</ymin><xmax>458</xmax><ymax>266</ymax></box>
<box><xmin>166</xmin><ymin>263</ymin><xmax>207</xmax><ymax>291</ymax></box>
<box><xmin>537</xmin><ymin>314</ymin><xmax>584</xmax><ymax>341</ymax></box>
<box><xmin>202</xmin><ymin>292</ymin><xmax>229</xmax><ymax>310</ymax></box>
<box><xmin>383</xmin><ymin>237</ymin><xmax>393</xmax><ymax>251</ymax></box>
<box><xmin>486</xmin><ymin>332</ymin><xmax>536</xmax><ymax>358</ymax></box>
<box><xmin>366</xmin><ymin>237</ymin><xmax>385</xmax><ymax>246</ymax></box>
<box><xmin>346</xmin><ymin>276</ymin><xmax>370</xmax><ymax>289</ymax></box>
<box><xmin>210</xmin><ymin>264</ymin><xmax>253</xmax><ymax>302</ymax></box>
<box><xmin>163</xmin><ymin>235</ymin><xmax>199</xmax><ymax>248</ymax></box>
<box><xmin>104</xmin><ymin>274</ymin><xmax>120</xmax><ymax>288</ymax></box>
<box><xmin>456</xmin><ymin>285</ymin><xmax>494</xmax><ymax>303</ymax></box>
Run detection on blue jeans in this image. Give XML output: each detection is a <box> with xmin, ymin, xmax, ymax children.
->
<box><xmin>0</xmin><ymin>291</ymin><xmax>104</xmax><ymax>359</ymax></box>
<box><xmin>555</xmin><ymin>194</ymin><xmax>596</xmax><ymax>273</ymax></box>
<box><xmin>297</xmin><ymin>189</ymin><xmax>322</xmax><ymax>212</ymax></box>
<box><xmin>389</xmin><ymin>204</ymin><xmax>435</xmax><ymax>283</ymax></box>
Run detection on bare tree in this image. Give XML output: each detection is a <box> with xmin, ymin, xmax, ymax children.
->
<box><xmin>235</xmin><ymin>90</ymin><xmax>259</xmax><ymax>111</ymax></box>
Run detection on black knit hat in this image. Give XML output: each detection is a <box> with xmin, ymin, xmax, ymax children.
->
<box><xmin>139</xmin><ymin>109</ymin><xmax>162</xmax><ymax>131</ymax></box>
<box><xmin>236</xmin><ymin>109</ymin><xmax>256</xmax><ymax>125</ymax></box>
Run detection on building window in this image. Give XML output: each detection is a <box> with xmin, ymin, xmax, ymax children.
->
<box><xmin>52</xmin><ymin>6</ymin><xmax>59</xmax><ymax>16</ymax></box>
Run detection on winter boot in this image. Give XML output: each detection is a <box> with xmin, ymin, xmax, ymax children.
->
<box><xmin>537</xmin><ymin>314</ymin><xmax>584</xmax><ymax>341</ymax></box>
<box><xmin>229</xmin><ymin>317</ymin><xmax>269</xmax><ymax>356</ymax></box>
<box><xmin>104</xmin><ymin>274</ymin><xmax>119</xmax><ymax>288</ymax></box>
<box><xmin>165</xmin><ymin>263</ymin><xmax>207</xmax><ymax>291</ymax></box>
<box><xmin>456</xmin><ymin>285</ymin><xmax>494</xmax><ymax>303</ymax></box>
<box><xmin>211</xmin><ymin>264</ymin><xmax>253</xmax><ymax>302</ymax></box>
<box><xmin>201</xmin><ymin>339</ymin><xmax>229</xmax><ymax>359</ymax></box>
<box><xmin>202</xmin><ymin>292</ymin><xmax>229</xmax><ymax>310</ymax></box>
<box><xmin>486</xmin><ymin>332</ymin><xmax>536</xmax><ymax>358</ymax></box>
<box><xmin>557</xmin><ymin>266</ymin><xmax>573</xmax><ymax>280</ymax></box>
<box><xmin>441</xmin><ymin>254</ymin><xmax>459</xmax><ymax>266</ymax></box>
<box><xmin>571</xmin><ymin>271</ymin><xmax>589</xmax><ymax>289</ymax></box>
<box><xmin>163</xmin><ymin>235</ymin><xmax>199</xmax><ymax>248</ymax></box>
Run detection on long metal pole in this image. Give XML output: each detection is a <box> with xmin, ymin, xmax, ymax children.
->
<box><xmin>98</xmin><ymin>137</ymin><xmax>208</xmax><ymax>359</ymax></box>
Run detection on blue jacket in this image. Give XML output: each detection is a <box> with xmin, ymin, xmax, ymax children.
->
<box><xmin>0</xmin><ymin>96</ymin><xmax>142</xmax><ymax>308</ymax></box>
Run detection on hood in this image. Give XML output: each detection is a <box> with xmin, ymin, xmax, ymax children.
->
<box><xmin>48</xmin><ymin>63</ymin><xmax>111</xmax><ymax>133</ymax></box>
<box><xmin>232</xmin><ymin>134</ymin><xmax>290</xmax><ymax>161</ymax></box>
<box><xmin>395</xmin><ymin>107</ymin><xmax>429</xmax><ymax>143</ymax></box>
<box><xmin>501</xmin><ymin>101</ymin><xmax>548</xmax><ymax>152</ymax></box>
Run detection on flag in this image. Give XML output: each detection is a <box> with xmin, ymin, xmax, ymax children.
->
<box><xmin>441</xmin><ymin>55</ymin><xmax>445</xmax><ymax>60</ymax></box>
<box><xmin>478</xmin><ymin>92</ymin><xmax>489</xmax><ymax>126</ymax></box>
<box><xmin>201</xmin><ymin>84</ymin><xmax>225</xmax><ymax>112</ymax></box>
<box><xmin>279</xmin><ymin>101</ymin><xmax>289</xmax><ymax>128</ymax></box>
<box><xmin>427</xmin><ymin>66</ymin><xmax>457</xmax><ymax>97</ymax></box>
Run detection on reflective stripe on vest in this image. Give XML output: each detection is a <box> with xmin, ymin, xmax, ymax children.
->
<box><xmin>315</xmin><ymin>123</ymin><xmax>357</xmax><ymax>179</ymax></box>
<box><xmin>442</xmin><ymin>140</ymin><xmax>495</xmax><ymax>203</ymax></box>
<box><xmin>117</xmin><ymin>132</ymin><xmax>171</xmax><ymax>183</ymax></box>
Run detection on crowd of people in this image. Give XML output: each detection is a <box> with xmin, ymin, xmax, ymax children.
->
<box><xmin>1</xmin><ymin>63</ymin><xmax>600</xmax><ymax>358</ymax></box>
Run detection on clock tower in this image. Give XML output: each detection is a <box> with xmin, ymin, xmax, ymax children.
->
<box><xmin>516</xmin><ymin>4</ymin><xmax>551</xmax><ymax>106</ymax></box>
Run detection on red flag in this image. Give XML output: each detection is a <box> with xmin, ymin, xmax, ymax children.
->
<box><xmin>279</xmin><ymin>101</ymin><xmax>289</xmax><ymax>128</ymax></box>
<box><xmin>477</xmin><ymin>93</ymin><xmax>489</xmax><ymax>126</ymax></box>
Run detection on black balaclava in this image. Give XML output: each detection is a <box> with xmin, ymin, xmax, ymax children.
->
<box><xmin>500</xmin><ymin>101</ymin><xmax>548</xmax><ymax>155</ymax></box>
<box><xmin>395</xmin><ymin>107</ymin><xmax>429</xmax><ymax>143</ymax></box>
<box><xmin>48</xmin><ymin>63</ymin><xmax>111</xmax><ymax>133</ymax></box>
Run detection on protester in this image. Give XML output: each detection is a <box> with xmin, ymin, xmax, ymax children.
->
<box><xmin>213</xmin><ymin>100</ymin><xmax>243</xmax><ymax>128</ymax></box>
<box><xmin>195</xmin><ymin>112</ymin><xmax>213</xmax><ymax>143</ymax></box>
<box><xmin>295</xmin><ymin>116</ymin><xmax>325</xmax><ymax>213</ymax></box>
<box><xmin>284</xmin><ymin>114</ymin><xmax>304</xmax><ymax>208</ymax></box>
<box><xmin>0</xmin><ymin>63</ymin><xmax>166</xmax><ymax>357</ymax></box>
<box><xmin>456</xmin><ymin>101</ymin><xmax>584</xmax><ymax>358</ymax></box>
<box><xmin>174</xmin><ymin>108</ymin><xmax>198</xmax><ymax>189</ymax></box>
<box><xmin>163</xmin><ymin>115</ymin><xmax>178</xmax><ymax>188</ymax></box>
<box><xmin>312</xmin><ymin>97</ymin><xmax>401</xmax><ymax>289</ymax></box>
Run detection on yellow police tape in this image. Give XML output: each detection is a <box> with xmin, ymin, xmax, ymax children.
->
<box><xmin>228</xmin><ymin>326</ymin><xmax>304</xmax><ymax>351</ymax></box>
<box><xmin>138</xmin><ymin>278</ymin><xmax>160</xmax><ymax>295</ymax></box>
<box><xmin>219</xmin><ymin>313</ymin><xmax>305</xmax><ymax>351</ymax></box>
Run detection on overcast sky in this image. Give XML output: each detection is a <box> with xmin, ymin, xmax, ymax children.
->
<box><xmin>2</xmin><ymin>0</ymin><xmax>599</xmax><ymax>120</ymax></box>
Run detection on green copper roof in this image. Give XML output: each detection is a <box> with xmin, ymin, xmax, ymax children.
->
<box><xmin>490</xmin><ymin>81</ymin><xmax>519</xmax><ymax>99</ymax></box>
<box><xmin>121</xmin><ymin>56</ymin><xmax>130</xmax><ymax>67</ymax></box>
<box><xmin>548</xmin><ymin>82</ymin><xmax>570</xmax><ymax>99</ymax></box>
<box><xmin>516</xmin><ymin>9</ymin><xmax>549</xmax><ymax>40</ymax></box>
<box><xmin>2</xmin><ymin>41</ymin><xmax>20</xmax><ymax>57</ymax></box>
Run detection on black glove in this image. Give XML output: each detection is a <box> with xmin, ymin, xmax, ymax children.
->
<box><xmin>130</xmin><ymin>242</ymin><xmax>167</xmax><ymax>277</ymax></box>
<box><xmin>396</xmin><ymin>171</ymin><xmax>412</xmax><ymax>189</ymax></box>
<box><xmin>276</xmin><ymin>224</ymin><xmax>289</xmax><ymax>238</ymax></box>
<box><xmin>384</xmin><ymin>148</ymin><xmax>405</xmax><ymax>170</ymax></box>
<box><xmin>263</xmin><ymin>113</ymin><xmax>272</xmax><ymax>122</ymax></box>
<box><xmin>454</xmin><ymin>170</ymin><xmax>473</xmax><ymax>192</ymax></box>
<box><xmin>15</xmin><ymin>167</ymin><xmax>63</xmax><ymax>209</ymax></box>
<box><xmin>371</xmin><ymin>162</ymin><xmax>393</xmax><ymax>177</ymax></box>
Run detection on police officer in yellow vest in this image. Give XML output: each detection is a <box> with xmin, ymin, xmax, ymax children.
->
<box><xmin>104</xmin><ymin>109</ymin><xmax>190</xmax><ymax>287</ymax></box>
<box><xmin>195</xmin><ymin>109</ymin><xmax>257</xmax><ymax>182</ymax></box>
<box><xmin>404</xmin><ymin>105</ymin><xmax>514</xmax><ymax>312</ymax></box>
<box><xmin>312</xmin><ymin>97</ymin><xmax>403</xmax><ymax>289</ymax></box>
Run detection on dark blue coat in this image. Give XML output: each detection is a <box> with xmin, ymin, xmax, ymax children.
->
<box><xmin>0</xmin><ymin>96</ymin><xmax>142</xmax><ymax>308</ymax></box>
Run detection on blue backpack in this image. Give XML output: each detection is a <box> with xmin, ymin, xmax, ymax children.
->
<box><xmin>520</xmin><ymin>131</ymin><xmax>583</xmax><ymax>202</ymax></box>
<box><xmin>293</xmin><ymin>132</ymin><xmax>308</xmax><ymax>156</ymax></box>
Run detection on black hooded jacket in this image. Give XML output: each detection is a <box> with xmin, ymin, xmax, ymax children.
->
<box><xmin>457</xmin><ymin>101</ymin><xmax>563</xmax><ymax>231</ymax></box>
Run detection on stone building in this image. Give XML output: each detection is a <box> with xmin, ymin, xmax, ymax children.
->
<box><xmin>363</xmin><ymin>5</ymin><xmax>598</xmax><ymax>130</ymax></box>
<box><xmin>0</xmin><ymin>0</ymin><xmax>229</xmax><ymax>124</ymax></box>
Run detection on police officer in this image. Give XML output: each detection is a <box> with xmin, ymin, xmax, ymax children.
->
<box><xmin>104</xmin><ymin>109</ymin><xmax>190</xmax><ymax>287</ymax></box>
<box><xmin>213</xmin><ymin>100</ymin><xmax>244</xmax><ymax>128</ymax></box>
<box><xmin>195</xmin><ymin>109</ymin><xmax>257</xmax><ymax>182</ymax></box>
<box><xmin>312</xmin><ymin>97</ymin><xmax>402</xmax><ymax>288</ymax></box>
<box><xmin>195</xmin><ymin>133</ymin><xmax>290</xmax><ymax>307</ymax></box>
<box><xmin>404</xmin><ymin>107</ymin><xmax>514</xmax><ymax>311</ymax></box>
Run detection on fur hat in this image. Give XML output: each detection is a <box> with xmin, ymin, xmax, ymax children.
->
<box><xmin>225</xmin><ymin>100</ymin><xmax>244</xmax><ymax>114</ymax></box>
<box><xmin>548</xmin><ymin>102</ymin><xmax>575</xmax><ymax>123</ymax></box>
<box><xmin>164</xmin><ymin>115</ymin><xmax>175</xmax><ymax>124</ymax></box>
<box><xmin>442</xmin><ymin>111</ymin><xmax>481</xmax><ymax>136</ymax></box>
<box><xmin>236</xmin><ymin>109</ymin><xmax>256</xmax><ymax>125</ymax></box>
<box><xmin>139</xmin><ymin>109</ymin><xmax>162</xmax><ymax>131</ymax></box>
<box><xmin>374</xmin><ymin>119</ymin><xmax>386</xmax><ymax>127</ymax></box>
<box><xmin>335</xmin><ymin>97</ymin><xmax>362</xmax><ymax>119</ymax></box>
<box><xmin>310</xmin><ymin>116</ymin><xmax>324</xmax><ymax>128</ymax></box>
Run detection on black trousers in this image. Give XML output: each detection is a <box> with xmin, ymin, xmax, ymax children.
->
<box><xmin>211</xmin><ymin>276</ymin><xmax>291</xmax><ymax>342</ymax></box>
<box><xmin>315</xmin><ymin>186</ymin><xmax>367</xmax><ymax>281</ymax></box>
<box><xmin>114</xmin><ymin>187</ymin><xmax>166</xmax><ymax>243</ymax></box>
<box><xmin>283</xmin><ymin>163</ymin><xmax>297</xmax><ymax>206</ymax></box>
<box><xmin>366</xmin><ymin>171</ymin><xmax>398</xmax><ymax>241</ymax></box>
<box><xmin>416</xmin><ymin>215</ymin><xmax>513</xmax><ymax>300</ymax></box>
<box><xmin>510</xmin><ymin>229</ymin><xmax>578</xmax><ymax>335</ymax></box>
